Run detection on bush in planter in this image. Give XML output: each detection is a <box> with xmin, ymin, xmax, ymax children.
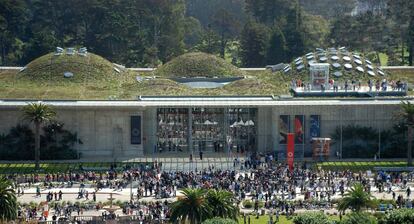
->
<box><xmin>377</xmin><ymin>199</ymin><xmax>397</xmax><ymax>208</ymax></box>
<box><xmin>242</xmin><ymin>200</ymin><xmax>253</xmax><ymax>209</ymax></box>
<box><xmin>293</xmin><ymin>212</ymin><xmax>330</xmax><ymax>224</ymax></box>
<box><xmin>378</xmin><ymin>208</ymin><xmax>414</xmax><ymax>224</ymax></box>
<box><xmin>202</xmin><ymin>217</ymin><xmax>238</xmax><ymax>224</ymax></box>
<box><xmin>341</xmin><ymin>212</ymin><xmax>377</xmax><ymax>224</ymax></box>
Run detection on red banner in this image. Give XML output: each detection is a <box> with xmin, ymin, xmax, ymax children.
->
<box><xmin>287</xmin><ymin>133</ymin><xmax>295</xmax><ymax>171</ymax></box>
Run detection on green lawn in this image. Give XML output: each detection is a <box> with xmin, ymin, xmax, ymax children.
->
<box><xmin>378</xmin><ymin>53</ymin><xmax>388</xmax><ymax>66</ymax></box>
<box><xmin>238</xmin><ymin>215</ymin><xmax>293</xmax><ymax>224</ymax></box>
<box><xmin>0</xmin><ymin>162</ymin><xmax>152</xmax><ymax>174</ymax></box>
<box><xmin>238</xmin><ymin>214</ymin><xmax>339</xmax><ymax>224</ymax></box>
<box><xmin>317</xmin><ymin>161</ymin><xmax>407</xmax><ymax>171</ymax></box>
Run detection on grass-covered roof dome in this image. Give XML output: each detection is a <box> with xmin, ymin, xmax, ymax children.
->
<box><xmin>20</xmin><ymin>51</ymin><xmax>127</xmax><ymax>82</ymax></box>
<box><xmin>155</xmin><ymin>52</ymin><xmax>243</xmax><ymax>78</ymax></box>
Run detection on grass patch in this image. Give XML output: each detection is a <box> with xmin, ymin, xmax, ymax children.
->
<box><xmin>0</xmin><ymin>162</ymin><xmax>153</xmax><ymax>174</ymax></box>
<box><xmin>316</xmin><ymin>161</ymin><xmax>407</xmax><ymax>171</ymax></box>
<box><xmin>237</xmin><ymin>214</ymin><xmax>339</xmax><ymax>224</ymax></box>
<box><xmin>0</xmin><ymin>69</ymin><xmax>291</xmax><ymax>99</ymax></box>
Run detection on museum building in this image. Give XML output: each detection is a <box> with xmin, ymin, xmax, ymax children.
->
<box><xmin>0</xmin><ymin>96</ymin><xmax>410</xmax><ymax>160</ymax></box>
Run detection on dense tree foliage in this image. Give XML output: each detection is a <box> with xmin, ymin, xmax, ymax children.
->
<box><xmin>331</xmin><ymin>124</ymin><xmax>408</xmax><ymax>159</ymax></box>
<box><xmin>0</xmin><ymin>123</ymin><xmax>79</xmax><ymax>160</ymax></box>
<box><xmin>0</xmin><ymin>0</ymin><xmax>413</xmax><ymax>67</ymax></box>
<box><xmin>0</xmin><ymin>178</ymin><xmax>17</xmax><ymax>221</ymax></box>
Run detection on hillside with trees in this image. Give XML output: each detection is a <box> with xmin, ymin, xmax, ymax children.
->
<box><xmin>0</xmin><ymin>0</ymin><xmax>413</xmax><ymax>67</ymax></box>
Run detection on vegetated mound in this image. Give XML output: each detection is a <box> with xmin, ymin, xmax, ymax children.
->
<box><xmin>120</xmin><ymin>78</ymin><xmax>191</xmax><ymax>97</ymax></box>
<box><xmin>285</xmin><ymin>47</ymin><xmax>388</xmax><ymax>82</ymax></box>
<box><xmin>223</xmin><ymin>70</ymin><xmax>290</xmax><ymax>95</ymax></box>
<box><xmin>155</xmin><ymin>52</ymin><xmax>243</xmax><ymax>78</ymax></box>
<box><xmin>20</xmin><ymin>52</ymin><xmax>127</xmax><ymax>82</ymax></box>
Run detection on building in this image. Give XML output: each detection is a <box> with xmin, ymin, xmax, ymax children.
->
<box><xmin>0</xmin><ymin>96</ymin><xmax>411</xmax><ymax>161</ymax></box>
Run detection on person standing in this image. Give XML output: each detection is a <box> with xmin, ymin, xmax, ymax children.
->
<box><xmin>368</xmin><ymin>79</ymin><xmax>372</xmax><ymax>92</ymax></box>
<box><xmin>199</xmin><ymin>151</ymin><xmax>203</xmax><ymax>160</ymax></box>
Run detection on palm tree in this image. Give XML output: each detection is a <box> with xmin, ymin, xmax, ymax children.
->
<box><xmin>398</xmin><ymin>101</ymin><xmax>414</xmax><ymax>166</ymax></box>
<box><xmin>22</xmin><ymin>102</ymin><xmax>56</xmax><ymax>169</ymax></box>
<box><xmin>170</xmin><ymin>188</ymin><xmax>212</xmax><ymax>224</ymax></box>
<box><xmin>0</xmin><ymin>178</ymin><xmax>17</xmax><ymax>221</ymax></box>
<box><xmin>338</xmin><ymin>183</ymin><xmax>377</xmax><ymax>213</ymax></box>
<box><xmin>206</xmin><ymin>190</ymin><xmax>238</xmax><ymax>220</ymax></box>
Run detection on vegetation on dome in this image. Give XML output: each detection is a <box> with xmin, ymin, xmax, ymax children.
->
<box><xmin>20</xmin><ymin>52</ymin><xmax>129</xmax><ymax>82</ymax></box>
<box><xmin>155</xmin><ymin>52</ymin><xmax>244</xmax><ymax>78</ymax></box>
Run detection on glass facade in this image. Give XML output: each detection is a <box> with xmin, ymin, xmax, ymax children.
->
<box><xmin>157</xmin><ymin>108</ymin><xmax>189</xmax><ymax>153</ymax></box>
<box><xmin>156</xmin><ymin>108</ymin><xmax>257</xmax><ymax>154</ymax></box>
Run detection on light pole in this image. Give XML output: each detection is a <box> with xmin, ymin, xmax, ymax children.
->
<box><xmin>130</xmin><ymin>179</ymin><xmax>133</xmax><ymax>201</ymax></box>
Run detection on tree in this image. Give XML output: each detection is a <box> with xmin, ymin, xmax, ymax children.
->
<box><xmin>0</xmin><ymin>0</ymin><xmax>28</xmax><ymax>65</ymax></box>
<box><xmin>195</xmin><ymin>24</ymin><xmax>221</xmax><ymax>55</ymax></box>
<box><xmin>22</xmin><ymin>102</ymin><xmax>56</xmax><ymax>169</ymax></box>
<box><xmin>211</xmin><ymin>9</ymin><xmax>240</xmax><ymax>58</ymax></box>
<box><xmin>206</xmin><ymin>190</ymin><xmax>238</xmax><ymax>220</ymax></box>
<box><xmin>266</xmin><ymin>25</ymin><xmax>288</xmax><ymax>64</ymax></box>
<box><xmin>338</xmin><ymin>183</ymin><xmax>377</xmax><ymax>213</ymax></box>
<box><xmin>398</xmin><ymin>101</ymin><xmax>414</xmax><ymax>166</ymax></box>
<box><xmin>0</xmin><ymin>178</ymin><xmax>17</xmax><ymax>221</ymax></box>
<box><xmin>387</xmin><ymin>0</ymin><xmax>414</xmax><ymax>65</ymax></box>
<box><xmin>170</xmin><ymin>188</ymin><xmax>212</xmax><ymax>224</ymax></box>
<box><xmin>245</xmin><ymin>0</ymin><xmax>292</xmax><ymax>26</ymax></box>
<box><xmin>408</xmin><ymin>15</ymin><xmax>414</xmax><ymax>66</ymax></box>
<box><xmin>240</xmin><ymin>20</ymin><xmax>270</xmax><ymax>67</ymax></box>
<box><xmin>283</xmin><ymin>1</ymin><xmax>305</xmax><ymax>59</ymax></box>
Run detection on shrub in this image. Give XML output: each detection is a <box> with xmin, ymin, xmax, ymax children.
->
<box><xmin>341</xmin><ymin>212</ymin><xmax>377</xmax><ymax>224</ymax></box>
<box><xmin>293</xmin><ymin>212</ymin><xmax>330</xmax><ymax>224</ymax></box>
<box><xmin>242</xmin><ymin>200</ymin><xmax>253</xmax><ymax>209</ymax></box>
<box><xmin>202</xmin><ymin>217</ymin><xmax>238</xmax><ymax>224</ymax></box>
<box><xmin>378</xmin><ymin>209</ymin><xmax>414</xmax><ymax>224</ymax></box>
<box><xmin>241</xmin><ymin>200</ymin><xmax>264</xmax><ymax>209</ymax></box>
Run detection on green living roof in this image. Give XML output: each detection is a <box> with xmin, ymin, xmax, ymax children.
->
<box><xmin>0</xmin><ymin>51</ymin><xmax>413</xmax><ymax>100</ymax></box>
<box><xmin>155</xmin><ymin>52</ymin><xmax>244</xmax><ymax>78</ymax></box>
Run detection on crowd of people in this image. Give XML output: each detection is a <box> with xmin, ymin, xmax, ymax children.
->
<box><xmin>291</xmin><ymin>78</ymin><xmax>408</xmax><ymax>92</ymax></box>
<box><xmin>8</xmin><ymin>154</ymin><xmax>414</xmax><ymax>223</ymax></box>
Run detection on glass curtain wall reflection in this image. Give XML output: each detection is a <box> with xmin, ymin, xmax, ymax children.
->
<box><xmin>192</xmin><ymin>108</ymin><xmax>225</xmax><ymax>152</ymax></box>
<box><xmin>157</xmin><ymin>108</ymin><xmax>189</xmax><ymax>152</ymax></box>
<box><xmin>156</xmin><ymin>108</ymin><xmax>257</xmax><ymax>154</ymax></box>
<box><xmin>227</xmin><ymin>108</ymin><xmax>256</xmax><ymax>153</ymax></box>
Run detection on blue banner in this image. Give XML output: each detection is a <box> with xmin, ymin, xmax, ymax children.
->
<box><xmin>131</xmin><ymin>116</ymin><xmax>141</xmax><ymax>144</ymax></box>
<box><xmin>310</xmin><ymin>115</ymin><xmax>321</xmax><ymax>139</ymax></box>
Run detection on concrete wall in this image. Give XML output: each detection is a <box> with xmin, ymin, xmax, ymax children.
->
<box><xmin>0</xmin><ymin>107</ymin><xmax>144</xmax><ymax>160</ymax></box>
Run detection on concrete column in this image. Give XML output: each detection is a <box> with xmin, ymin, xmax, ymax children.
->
<box><xmin>187</xmin><ymin>108</ymin><xmax>193</xmax><ymax>155</ymax></box>
<box><xmin>143</xmin><ymin>108</ymin><xmax>157</xmax><ymax>155</ymax></box>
